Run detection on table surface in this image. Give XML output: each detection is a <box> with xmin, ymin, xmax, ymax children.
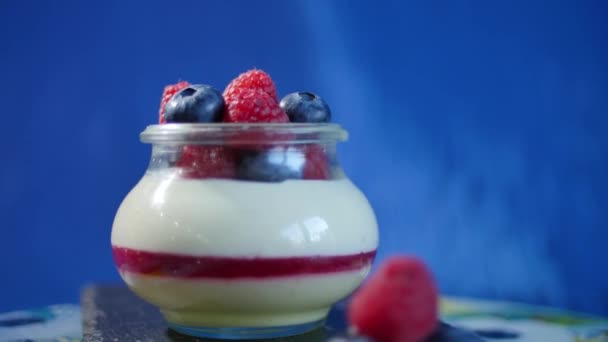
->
<box><xmin>0</xmin><ymin>286</ymin><xmax>607</xmax><ymax>342</ymax></box>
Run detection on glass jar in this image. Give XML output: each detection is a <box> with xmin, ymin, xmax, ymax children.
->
<box><xmin>111</xmin><ymin>123</ymin><xmax>378</xmax><ymax>339</ymax></box>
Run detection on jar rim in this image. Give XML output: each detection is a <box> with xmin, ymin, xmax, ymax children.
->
<box><xmin>140</xmin><ymin>123</ymin><xmax>348</xmax><ymax>145</ymax></box>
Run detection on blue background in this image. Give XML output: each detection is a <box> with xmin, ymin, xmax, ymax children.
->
<box><xmin>1</xmin><ymin>0</ymin><xmax>607</xmax><ymax>315</ymax></box>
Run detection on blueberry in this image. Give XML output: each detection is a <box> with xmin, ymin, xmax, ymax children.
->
<box><xmin>237</xmin><ymin>147</ymin><xmax>305</xmax><ymax>182</ymax></box>
<box><xmin>326</xmin><ymin>336</ymin><xmax>374</xmax><ymax>342</ymax></box>
<box><xmin>164</xmin><ymin>84</ymin><xmax>225</xmax><ymax>123</ymax></box>
<box><xmin>472</xmin><ymin>328</ymin><xmax>520</xmax><ymax>339</ymax></box>
<box><xmin>0</xmin><ymin>316</ymin><xmax>45</xmax><ymax>327</ymax></box>
<box><xmin>425</xmin><ymin>322</ymin><xmax>485</xmax><ymax>341</ymax></box>
<box><xmin>280</xmin><ymin>92</ymin><xmax>331</xmax><ymax>123</ymax></box>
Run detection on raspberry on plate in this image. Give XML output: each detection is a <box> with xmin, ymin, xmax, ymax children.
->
<box><xmin>158</xmin><ymin>81</ymin><xmax>190</xmax><ymax>124</ymax></box>
<box><xmin>224</xmin><ymin>69</ymin><xmax>278</xmax><ymax>103</ymax></box>
<box><xmin>347</xmin><ymin>256</ymin><xmax>438</xmax><ymax>342</ymax></box>
<box><xmin>224</xmin><ymin>88</ymin><xmax>289</xmax><ymax>123</ymax></box>
<box><xmin>175</xmin><ymin>145</ymin><xmax>236</xmax><ymax>179</ymax></box>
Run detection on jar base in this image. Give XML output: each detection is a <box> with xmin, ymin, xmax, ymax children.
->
<box><xmin>168</xmin><ymin>319</ymin><xmax>324</xmax><ymax>339</ymax></box>
<box><xmin>163</xmin><ymin>308</ymin><xmax>327</xmax><ymax>339</ymax></box>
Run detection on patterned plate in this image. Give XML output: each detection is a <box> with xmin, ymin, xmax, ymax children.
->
<box><xmin>1</xmin><ymin>289</ymin><xmax>606</xmax><ymax>341</ymax></box>
<box><xmin>441</xmin><ymin>297</ymin><xmax>608</xmax><ymax>341</ymax></box>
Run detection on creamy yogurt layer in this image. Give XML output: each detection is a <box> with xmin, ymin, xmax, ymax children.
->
<box><xmin>112</xmin><ymin>172</ymin><xmax>378</xmax><ymax>258</ymax></box>
<box><xmin>119</xmin><ymin>268</ymin><xmax>370</xmax><ymax>327</ymax></box>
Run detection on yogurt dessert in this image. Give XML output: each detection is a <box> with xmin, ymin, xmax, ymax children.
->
<box><xmin>111</xmin><ymin>70</ymin><xmax>379</xmax><ymax>339</ymax></box>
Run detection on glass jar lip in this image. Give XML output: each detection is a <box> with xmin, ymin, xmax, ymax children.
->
<box><xmin>140</xmin><ymin>123</ymin><xmax>348</xmax><ymax>145</ymax></box>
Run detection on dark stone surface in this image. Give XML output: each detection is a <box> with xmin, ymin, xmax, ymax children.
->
<box><xmin>81</xmin><ymin>285</ymin><xmax>482</xmax><ymax>341</ymax></box>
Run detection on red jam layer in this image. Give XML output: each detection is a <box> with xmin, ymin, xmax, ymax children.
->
<box><xmin>112</xmin><ymin>246</ymin><xmax>376</xmax><ymax>279</ymax></box>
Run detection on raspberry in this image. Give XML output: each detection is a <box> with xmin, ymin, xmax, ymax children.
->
<box><xmin>224</xmin><ymin>88</ymin><xmax>289</xmax><ymax>123</ymax></box>
<box><xmin>159</xmin><ymin>81</ymin><xmax>190</xmax><ymax>124</ymax></box>
<box><xmin>303</xmin><ymin>145</ymin><xmax>331</xmax><ymax>180</ymax></box>
<box><xmin>175</xmin><ymin>146</ymin><xmax>236</xmax><ymax>179</ymax></box>
<box><xmin>224</xmin><ymin>69</ymin><xmax>278</xmax><ymax>103</ymax></box>
<box><xmin>347</xmin><ymin>256</ymin><xmax>438</xmax><ymax>342</ymax></box>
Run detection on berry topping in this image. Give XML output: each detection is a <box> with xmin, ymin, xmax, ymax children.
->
<box><xmin>175</xmin><ymin>146</ymin><xmax>236</xmax><ymax>179</ymax></box>
<box><xmin>158</xmin><ymin>70</ymin><xmax>338</xmax><ymax>182</ymax></box>
<box><xmin>164</xmin><ymin>84</ymin><xmax>225</xmax><ymax>123</ymax></box>
<box><xmin>236</xmin><ymin>147</ymin><xmax>305</xmax><ymax>182</ymax></box>
<box><xmin>224</xmin><ymin>88</ymin><xmax>289</xmax><ymax>123</ymax></box>
<box><xmin>347</xmin><ymin>256</ymin><xmax>438</xmax><ymax>342</ymax></box>
<box><xmin>224</xmin><ymin>69</ymin><xmax>278</xmax><ymax>102</ymax></box>
<box><xmin>303</xmin><ymin>145</ymin><xmax>331</xmax><ymax>180</ymax></box>
<box><xmin>280</xmin><ymin>92</ymin><xmax>332</xmax><ymax>123</ymax></box>
<box><xmin>158</xmin><ymin>81</ymin><xmax>190</xmax><ymax>124</ymax></box>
